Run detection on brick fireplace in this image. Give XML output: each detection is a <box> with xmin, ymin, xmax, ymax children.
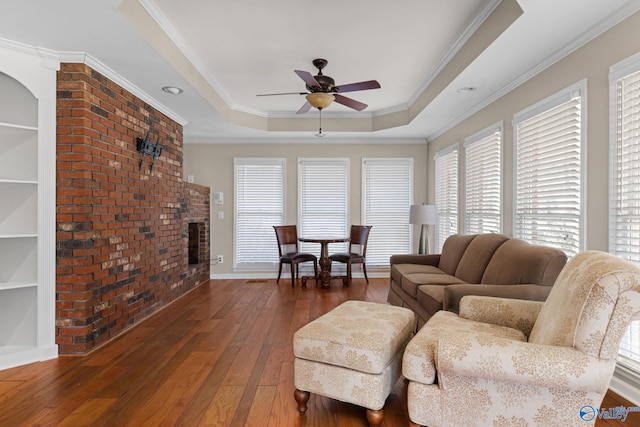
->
<box><xmin>56</xmin><ymin>63</ymin><xmax>210</xmax><ymax>354</ymax></box>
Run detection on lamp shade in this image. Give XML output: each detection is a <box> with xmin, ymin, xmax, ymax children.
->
<box><xmin>409</xmin><ymin>204</ymin><xmax>438</xmax><ymax>225</ymax></box>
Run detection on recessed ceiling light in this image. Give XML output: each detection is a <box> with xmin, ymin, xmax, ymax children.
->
<box><xmin>162</xmin><ymin>86</ymin><xmax>183</xmax><ymax>95</ymax></box>
<box><xmin>457</xmin><ymin>86</ymin><xmax>477</xmax><ymax>94</ymax></box>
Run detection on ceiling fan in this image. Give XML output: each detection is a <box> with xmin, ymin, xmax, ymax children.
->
<box><xmin>257</xmin><ymin>58</ymin><xmax>381</xmax><ymax>114</ymax></box>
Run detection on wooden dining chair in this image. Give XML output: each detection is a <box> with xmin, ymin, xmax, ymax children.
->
<box><xmin>273</xmin><ymin>225</ymin><xmax>318</xmax><ymax>287</ymax></box>
<box><xmin>329</xmin><ymin>225</ymin><xmax>372</xmax><ymax>286</ymax></box>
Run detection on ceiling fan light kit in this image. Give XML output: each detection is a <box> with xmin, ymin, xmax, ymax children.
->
<box><xmin>306</xmin><ymin>92</ymin><xmax>335</xmax><ymax>110</ymax></box>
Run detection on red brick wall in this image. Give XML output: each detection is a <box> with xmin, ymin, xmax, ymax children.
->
<box><xmin>56</xmin><ymin>63</ymin><xmax>210</xmax><ymax>354</ymax></box>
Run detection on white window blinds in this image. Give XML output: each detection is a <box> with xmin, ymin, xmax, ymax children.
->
<box><xmin>362</xmin><ymin>158</ymin><xmax>413</xmax><ymax>266</ymax></box>
<box><xmin>464</xmin><ymin>126</ymin><xmax>502</xmax><ymax>234</ymax></box>
<box><xmin>298</xmin><ymin>158</ymin><xmax>349</xmax><ymax>253</ymax></box>
<box><xmin>513</xmin><ymin>83</ymin><xmax>584</xmax><ymax>256</ymax></box>
<box><xmin>434</xmin><ymin>145</ymin><xmax>459</xmax><ymax>252</ymax></box>
<box><xmin>234</xmin><ymin>158</ymin><xmax>285</xmax><ymax>268</ymax></box>
<box><xmin>610</xmin><ymin>58</ymin><xmax>640</xmax><ymax>369</ymax></box>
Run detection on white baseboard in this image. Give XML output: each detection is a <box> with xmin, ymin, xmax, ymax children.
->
<box><xmin>210</xmin><ymin>269</ymin><xmax>390</xmax><ymax>280</ymax></box>
<box><xmin>609</xmin><ymin>363</ymin><xmax>640</xmax><ymax>406</ymax></box>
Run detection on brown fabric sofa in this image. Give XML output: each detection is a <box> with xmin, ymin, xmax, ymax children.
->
<box><xmin>387</xmin><ymin>233</ymin><xmax>568</xmax><ymax>328</ymax></box>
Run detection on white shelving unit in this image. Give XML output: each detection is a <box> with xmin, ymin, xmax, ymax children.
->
<box><xmin>0</xmin><ymin>42</ymin><xmax>58</xmax><ymax>369</ymax></box>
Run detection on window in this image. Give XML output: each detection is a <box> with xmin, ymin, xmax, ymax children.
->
<box><xmin>234</xmin><ymin>158</ymin><xmax>285</xmax><ymax>269</ymax></box>
<box><xmin>513</xmin><ymin>81</ymin><xmax>585</xmax><ymax>256</ymax></box>
<box><xmin>610</xmin><ymin>54</ymin><xmax>640</xmax><ymax>370</ymax></box>
<box><xmin>362</xmin><ymin>158</ymin><xmax>413</xmax><ymax>266</ymax></box>
<box><xmin>464</xmin><ymin>125</ymin><xmax>502</xmax><ymax>234</ymax></box>
<box><xmin>434</xmin><ymin>144</ymin><xmax>459</xmax><ymax>251</ymax></box>
<box><xmin>298</xmin><ymin>158</ymin><xmax>349</xmax><ymax>253</ymax></box>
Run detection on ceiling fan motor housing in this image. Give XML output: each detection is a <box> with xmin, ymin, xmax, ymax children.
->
<box><xmin>308</xmin><ymin>58</ymin><xmax>335</xmax><ymax>93</ymax></box>
<box><xmin>309</xmin><ymin>75</ymin><xmax>335</xmax><ymax>93</ymax></box>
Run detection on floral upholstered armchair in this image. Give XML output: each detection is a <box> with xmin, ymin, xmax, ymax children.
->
<box><xmin>402</xmin><ymin>250</ymin><xmax>640</xmax><ymax>427</ymax></box>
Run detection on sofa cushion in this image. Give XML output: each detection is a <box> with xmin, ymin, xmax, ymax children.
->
<box><xmin>454</xmin><ymin>234</ymin><xmax>509</xmax><ymax>283</ymax></box>
<box><xmin>438</xmin><ymin>234</ymin><xmax>476</xmax><ymax>275</ymax></box>
<box><xmin>392</xmin><ymin>264</ymin><xmax>447</xmax><ymax>297</ymax></box>
<box><xmin>481</xmin><ymin>238</ymin><xmax>567</xmax><ymax>286</ymax></box>
<box><xmin>401</xmin><ymin>271</ymin><xmax>466</xmax><ymax>298</ymax></box>
<box><xmin>416</xmin><ymin>285</ymin><xmax>447</xmax><ymax>317</ymax></box>
<box><xmin>391</xmin><ymin>263</ymin><xmax>445</xmax><ymax>289</ymax></box>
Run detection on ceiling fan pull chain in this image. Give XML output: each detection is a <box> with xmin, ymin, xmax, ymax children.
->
<box><xmin>316</xmin><ymin>108</ymin><xmax>325</xmax><ymax>137</ymax></box>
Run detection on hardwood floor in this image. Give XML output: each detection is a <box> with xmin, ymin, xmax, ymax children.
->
<box><xmin>0</xmin><ymin>278</ymin><xmax>637</xmax><ymax>426</ymax></box>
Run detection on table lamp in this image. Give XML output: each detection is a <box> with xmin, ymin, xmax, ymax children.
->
<box><xmin>409</xmin><ymin>204</ymin><xmax>438</xmax><ymax>254</ymax></box>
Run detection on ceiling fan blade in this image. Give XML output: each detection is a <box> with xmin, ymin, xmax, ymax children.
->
<box><xmin>297</xmin><ymin>102</ymin><xmax>312</xmax><ymax>114</ymax></box>
<box><xmin>294</xmin><ymin>70</ymin><xmax>322</xmax><ymax>89</ymax></box>
<box><xmin>256</xmin><ymin>92</ymin><xmax>307</xmax><ymax>96</ymax></box>
<box><xmin>334</xmin><ymin>94</ymin><xmax>367</xmax><ymax>111</ymax></box>
<box><xmin>334</xmin><ymin>80</ymin><xmax>381</xmax><ymax>93</ymax></box>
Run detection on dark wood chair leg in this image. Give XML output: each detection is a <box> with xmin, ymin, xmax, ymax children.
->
<box><xmin>366</xmin><ymin>408</ymin><xmax>384</xmax><ymax>426</ymax></box>
<box><xmin>362</xmin><ymin>262</ymin><xmax>369</xmax><ymax>283</ymax></box>
<box><xmin>314</xmin><ymin>259</ymin><xmax>319</xmax><ymax>285</ymax></box>
<box><xmin>291</xmin><ymin>263</ymin><xmax>296</xmax><ymax>287</ymax></box>
<box><xmin>294</xmin><ymin>389</ymin><xmax>310</xmax><ymax>414</ymax></box>
<box><xmin>345</xmin><ymin>262</ymin><xmax>351</xmax><ymax>287</ymax></box>
<box><xmin>276</xmin><ymin>263</ymin><xmax>282</xmax><ymax>284</ymax></box>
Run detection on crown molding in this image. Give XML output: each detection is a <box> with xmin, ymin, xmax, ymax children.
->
<box><xmin>138</xmin><ymin>0</ymin><xmax>235</xmax><ymax>109</ymax></box>
<box><xmin>57</xmin><ymin>50</ymin><xmax>188</xmax><ymax>126</ymax></box>
<box><xmin>185</xmin><ymin>136</ymin><xmax>427</xmax><ymax>145</ymax></box>
<box><xmin>426</xmin><ymin>0</ymin><xmax>640</xmax><ymax>143</ymax></box>
<box><xmin>407</xmin><ymin>0</ymin><xmax>503</xmax><ymax>108</ymax></box>
<box><xmin>0</xmin><ymin>37</ymin><xmax>187</xmax><ymax>126</ymax></box>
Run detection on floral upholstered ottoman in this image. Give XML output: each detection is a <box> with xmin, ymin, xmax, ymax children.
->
<box><xmin>293</xmin><ymin>300</ymin><xmax>416</xmax><ymax>426</ymax></box>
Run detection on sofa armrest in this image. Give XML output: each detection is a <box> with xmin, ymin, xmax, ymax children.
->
<box><xmin>458</xmin><ymin>295</ymin><xmax>544</xmax><ymax>338</ymax></box>
<box><xmin>443</xmin><ymin>283</ymin><xmax>551</xmax><ymax>314</ymax></box>
<box><xmin>390</xmin><ymin>253</ymin><xmax>441</xmax><ymax>266</ymax></box>
<box><xmin>437</xmin><ymin>332</ymin><xmax>613</xmax><ymax>394</ymax></box>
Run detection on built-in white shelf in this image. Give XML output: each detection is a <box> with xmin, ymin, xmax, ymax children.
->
<box><xmin>0</xmin><ymin>113</ymin><xmax>38</xmax><ymax>184</ymax></box>
<box><xmin>0</xmin><ymin>44</ymin><xmax>58</xmax><ymax>370</ymax></box>
<box><xmin>0</xmin><ymin>122</ymin><xmax>38</xmax><ymax>130</ymax></box>
<box><xmin>0</xmin><ymin>282</ymin><xmax>38</xmax><ymax>291</ymax></box>
<box><xmin>0</xmin><ymin>183</ymin><xmax>37</xmax><ymax>236</ymax></box>
<box><xmin>0</xmin><ymin>179</ymin><xmax>38</xmax><ymax>185</ymax></box>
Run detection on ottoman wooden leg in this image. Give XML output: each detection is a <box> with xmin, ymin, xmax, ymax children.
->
<box><xmin>366</xmin><ymin>408</ymin><xmax>384</xmax><ymax>426</ymax></box>
<box><xmin>294</xmin><ymin>389</ymin><xmax>310</xmax><ymax>414</ymax></box>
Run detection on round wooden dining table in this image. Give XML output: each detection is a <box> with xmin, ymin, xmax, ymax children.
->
<box><xmin>298</xmin><ymin>237</ymin><xmax>350</xmax><ymax>287</ymax></box>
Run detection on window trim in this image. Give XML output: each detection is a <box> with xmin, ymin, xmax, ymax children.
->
<box><xmin>463</xmin><ymin>122</ymin><xmax>503</xmax><ymax>234</ymax></box>
<box><xmin>434</xmin><ymin>143</ymin><xmax>460</xmax><ymax>251</ymax></box>
<box><xmin>362</xmin><ymin>157</ymin><xmax>414</xmax><ymax>266</ymax></box>
<box><xmin>511</xmin><ymin>79</ymin><xmax>587</xmax><ymax>255</ymax></box>
<box><xmin>297</xmin><ymin>157</ymin><xmax>350</xmax><ymax>253</ymax></box>
<box><xmin>608</xmin><ymin>51</ymin><xmax>640</xmax><ymax>378</ymax></box>
<box><xmin>233</xmin><ymin>157</ymin><xmax>286</xmax><ymax>270</ymax></box>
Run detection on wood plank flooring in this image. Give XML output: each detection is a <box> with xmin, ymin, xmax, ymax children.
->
<box><xmin>0</xmin><ymin>278</ymin><xmax>637</xmax><ymax>426</ymax></box>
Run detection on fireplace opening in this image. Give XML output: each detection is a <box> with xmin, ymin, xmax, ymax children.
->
<box><xmin>188</xmin><ymin>222</ymin><xmax>204</xmax><ymax>265</ymax></box>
